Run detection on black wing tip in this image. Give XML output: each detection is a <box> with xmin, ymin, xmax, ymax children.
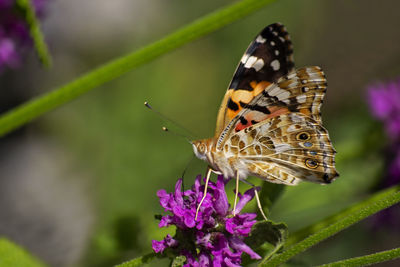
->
<box><xmin>322</xmin><ymin>171</ymin><xmax>340</xmax><ymax>184</ymax></box>
<box><xmin>260</xmin><ymin>23</ymin><xmax>288</xmax><ymax>37</ymax></box>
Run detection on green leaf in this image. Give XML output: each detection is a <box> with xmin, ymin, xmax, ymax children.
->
<box><xmin>16</xmin><ymin>0</ymin><xmax>52</xmax><ymax>67</ymax></box>
<box><xmin>244</xmin><ymin>220</ymin><xmax>288</xmax><ymax>263</ymax></box>
<box><xmin>114</xmin><ymin>253</ymin><xmax>156</xmax><ymax>267</ymax></box>
<box><xmin>258</xmin><ymin>185</ymin><xmax>400</xmax><ymax>266</ymax></box>
<box><xmin>171</xmin><ymin>255</ymin><xmax>187</xmax><ymax>267</ymax></box>
<box><xmin>316</xmin><ymin>247</ymin><xmax>400</xmax><ymax>267</ymax></box>
<box><xmin>0</xmin><ymin>0</ymin><xmax>277</xmax><ymax>138</ymax></box>
<box><xmin>247</xmin><ymin>221</ymin><xmax>288</xmax><ymax>249</ymax></box>
<box><xmin>0</xmin><ymin>238</ymin><xmax>47</xmax><ymax>267</ymax></box>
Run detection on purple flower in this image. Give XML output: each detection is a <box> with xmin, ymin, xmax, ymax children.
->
<box><xmin>367</xmin><ymin>79</ymin><xmax>400</xmax><ymax>186</ymax></box>
<box><xmin>367</xmin><ymin>79</ymin><xmax>400</xmax><ymax>231</ymax></box>
<box><xmin>367</xmin><ymin>80</ymin><xmax>400</xmax><ymax>138</ymax></box>
<box><xmin>0</xmin><ymin>0</ymin><xmax>49</xmax><ymax>72</ymax></box>
<box><xmin>152</xmin><ymin>175</ymin><xmax>261</xmax><ymax>266</ymax></box>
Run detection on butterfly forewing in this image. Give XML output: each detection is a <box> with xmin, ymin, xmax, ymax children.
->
<box><xmin>216</xmin><ymin>66</ymin><xmax>328</xmax><ymax>149</ymax></box>
<box><xmin>215</xmin><ymin>23</ymin><xmax>295</xmax><ymax>137</ymax></box>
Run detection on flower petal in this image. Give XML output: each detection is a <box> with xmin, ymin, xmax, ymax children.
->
<box><xmin>235</xmin><ymin>188</ymin><xmax>256</xmax><ymax>213</ymax></box>
<box><xmin>213</xmin><ymin>176</ymin><xmax>229</xmax><ymax>216</ymax></box>
<box><xmin>229</xmin><ymin>236</ymin><xmax>261</xmax><ymax>260</ymax></box>
<box><xmin>152</xmin><ymin>239</ymin><xmax>166</xmax><ymax>253</ymax></box>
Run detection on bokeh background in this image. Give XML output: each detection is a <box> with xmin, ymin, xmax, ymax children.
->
<box><xmin>1</xmin><ymin>0</ymin><xmax>400</xmax><ymax>266</ymax></box>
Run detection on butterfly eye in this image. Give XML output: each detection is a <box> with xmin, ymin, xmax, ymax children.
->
<box><xmin>198</xmin><ymin>143</ymin><xmax>206</xmax><ymax>154</ymax></box>
<box><xmin>305</xmin><ymin>158</ymin><xmax>319</xmax><ymax>169</ymax></box>
<box><xmin>296</xmin><ymin>132</ymin><xmax>311</xmax><ymax>141</ymax></box>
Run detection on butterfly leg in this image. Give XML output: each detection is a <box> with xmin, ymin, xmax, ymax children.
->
<box><xmin>195</xmin><ymin>167</ymin><xmax>212</xmax><ymax>220</ymax></box>
<box><xmin>241</xmin><ymin>180</ymin><xmax>268</xmax><ymax>221</ymax></box>
<box><xmin>233</xmin><ymin>172</ymin><xmax>240</xmax><ymax>216</ymax></box>
<box><xmin>254</xmin><ymin>187</ymin><xmax>268</xmax><ymax>221</ymax></box>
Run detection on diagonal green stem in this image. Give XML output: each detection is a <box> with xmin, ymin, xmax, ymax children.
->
<box><xmin>259</xmin><ymin>185</ymin><xmax>400</xmax><ymax>266</ymax></box>
<box><xmin>0</xmin><ymin>0</ymin><xmax>276</xmax><ymax>138</ymax></box>
<box><xmin>316</xmin><ymin>247</ymin><xmax>400</xmax><ymax>267</ymax></box>
<box><xmin>286</xmin><ymin>185</ymin><xmax>400</xmax><ymax>247</ymax></box>
<box><xmin>17</xmin><ymin>0</ymin><xmax>52</xmax><ymax>67</ymax></box>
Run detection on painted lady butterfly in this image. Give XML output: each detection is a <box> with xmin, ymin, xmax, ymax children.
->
<box><xmin>192</xmin><ymin>23</ymin><xmax>339</xmax><ymax>216</ymax></box>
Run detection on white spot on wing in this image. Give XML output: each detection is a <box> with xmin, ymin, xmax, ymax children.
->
<box><xmin>275</xmin><ymin>50</ymin><xmax>279</xmax><ymax>56</ymax></box>
<box><xmin>244</xmin><ymin>56</ymin><xmax>264</xmax><ymax>71</ymax></box>
<box><xmin>276</xmin><ymin>90</ymin><xmax>290</xmax><ymax>100</ymax></box>
<box><xmin>270</xmin><ymin>59</ymin><xmax>280</xmax><ymax>71</ymax></box>
<box><xmin>268</xmin><ymin>86</ymin><xmax>281</xmax><ymax>96</ymax></box>
<box><xmin>312</xmin><ymin>103</ymin><xmax>321</xmax><ymax>114</ymax></box>
<box><xmin>287</xmin><ymin>125</ymin><xmax>299</xmax><ymax>132</ymax></box>
<box><xmin>279</xmin><ymin>36</ymin><xmax>285</xmax><ymax>42</ymax></box>
<box><xmin>256</xmin><ymin>35</ymin><xmax>266</xmax><ymax>43</ymax></box>
<box><xmin>297</xmin><ymin>95</ymin><xmax>307</xmax><ymax>103</ymax></box>
<box><xmin>241</xmin><ymin>53</ymin><xmax>250</xmax><ymax>64</ymax></box>
<box><xmin>268</xmin><ymin>87</ymin><xmax>290</xmax><ymax>102</ymax></box>
<box><xmin>245</xmin><ymin>56</ymin><xmax>257</xmax><ymax>68</ymax></box>
<box><xmin>253</xmin><ymin>58</ymin><xmax>264</xmax><ymax>71</ymax></box>
<box><xmin>270</xmin><ymin>41</ymin><xmax>275</xmax><ymax>46</ymax></box>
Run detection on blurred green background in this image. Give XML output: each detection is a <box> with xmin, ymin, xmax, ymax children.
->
<box><xmin>1</xmin><ymin>0</ymin><xmax>400</xmax><ymax>266</ymax></box>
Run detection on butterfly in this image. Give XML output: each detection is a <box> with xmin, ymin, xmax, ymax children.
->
<box><xmin>191</xmin><ymin>23</ymin><xmax>339</xmax><ymax>217</ymax></box>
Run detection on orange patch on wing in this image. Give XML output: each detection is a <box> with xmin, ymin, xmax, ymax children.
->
<box><xmin>299</xmin><ymin>108</ymin><xmax>311</xmax><ymax>116</ymax></box>
<box><xmin>227</xmin><ymin>81</ymin><xmax>273</xmax><ymax>128</ymax></box>
<box><xmin>252</xmin><ymin>81</ymin><xmax>271</xmax><ymax>96</ymax></box>
<box><xmin>227</xmin><ymin>108</ymin><xmax>238</xmax><ymax>120</ymax></box>
<box><xmin>232</xmin><ymin>90</ymin><xmax>253</xmax><ymax>104</ymax></box>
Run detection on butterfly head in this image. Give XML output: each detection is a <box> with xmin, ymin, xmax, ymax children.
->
<box><xmin>192</xmin><ymin>139</ymin><xmax>214</xmax><ymax>162</ymax></box>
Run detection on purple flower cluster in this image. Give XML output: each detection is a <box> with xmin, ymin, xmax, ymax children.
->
<box><xmin>0</xmin><ymin>0</ymin><xmax>48</xmax><ymax>72</ymax></box>
<box><xmin>152</xmin><ymin>175</ymin><xmax>261</xmax><ymax>266</ymax></box>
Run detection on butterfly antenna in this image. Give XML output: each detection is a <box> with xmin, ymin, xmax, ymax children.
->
<box><xmin>144</xmin><ymin>101</ymin><xmax>197</xmax><ymax>140</ymax></box>
<box><xmin>162</xmin><ymin>126</ymin><xmax>191</xmax><ymax>143</ymax></box>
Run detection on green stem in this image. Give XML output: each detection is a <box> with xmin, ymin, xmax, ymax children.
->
<box><xmin>286</xmin><ymin>185</ymin><xmax>400</xmax><ymax>247</ymax></box>
<box><xmin>0</xmin><ymin>0</ymin><xmax>276</xmax><ymax>138</ymax></box>
<box><xmin>316</xmin><ymin>247</ymin><xmax>400</xmax><ymax>267</ymax></box>
<box><xmin>259</xmin><ymin>185</ymin><xmax>400</xmax><ymax>266</ymax></box>
<box><xmin>114</xmin><ymin>253</ymin><xmax>156</xmax><ymax>267</ymax></box>
<box><xmin>17</xmin><ymin>0</ymin><xmax>52</xmax><ymax>67</ymax></box>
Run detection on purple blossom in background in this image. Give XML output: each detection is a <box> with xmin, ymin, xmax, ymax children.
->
<box><xmin>0</xmin><ymin>0</ymin><xmax>48</xmax><ymax>72</ymax></box>
<box><xmin>367</xmin><ymin>80</ymin><xmax>400</xmax><ymax>139</ymax></box>
<box><xmin>367</xmin><ymin>79</ymin><xmax>400</xmax><ymax>186</ymax></box>
<box><xmin>367</xmin><ymin>79</ymin><xmax>400</xmax><ymax>231</ymax></box>
<box><xmin>152</xmin><ymin>175</ymin><xmax>261</xmax><ymax>266</ymax></box>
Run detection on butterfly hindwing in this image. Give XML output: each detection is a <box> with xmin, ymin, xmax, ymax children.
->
<box><xmin>222</xmin><ymin>113</ymin><xmax>338</xmax><ymax>184</ymax></box>
<box><xmin>215</xmin><ymin>23</ymin><xmax>295</xmax><ymax>137</ymax></box>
